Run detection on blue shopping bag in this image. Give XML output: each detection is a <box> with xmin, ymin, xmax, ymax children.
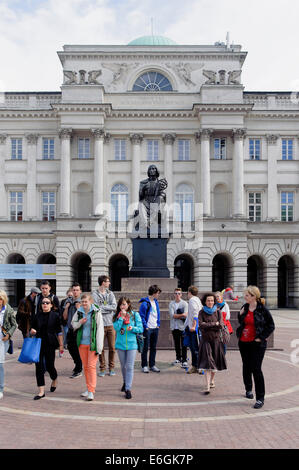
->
<box><xmin>18</xmin><ymin>337</ymin><xmax>41</xmax><ymax>364</ymax></box>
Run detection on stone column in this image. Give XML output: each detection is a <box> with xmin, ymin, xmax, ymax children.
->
<box><xmin>130</xmin><ymin>134</ymin><xmax>143</xmax><ymax>210</ymax></box>
<box><xmin>0</xmin><ymin>134</ymin><xmax>7</xmax><ymax>219</ymax></box>
<box><xmin>266</xmin><ymin>134</ymin><xmax>279</xmax><ymax>221</ymax></box>
<box><xmin>265</xmin><ymin>264</ymin><xmax>278</xmax><ymax>308</ymax></box>
<box><xmin>194</xmin><ymin>132</ymin><xmax>201</xmax><ymax>204</ymax></box>
<box><xmin>162</xmin><ymin>133</ymin><xmax>176</xmax><ymax>206</ymax></box>
<box><xmin>232</xmin><ymin>128</ymin><xmax>246</xmax><ymax>218</ymax></box>
<box><xmin>59</xmin><ymin>128</ymin><xmax>72</xmax><ymax>216</ymax></box>
<box><xmin>200</xmin><ymin>129</ymin><xmax>213</xmax><ymax>217</ymax></box>
<box><xmin>26</xmin><ymin>133</ymin><xmax>39</xmax><ymax>219</ymax></box>
<box><xmin>91</xmin><ymin>128</ymin><xmax>105</xmax><ymax>215</ymax></box>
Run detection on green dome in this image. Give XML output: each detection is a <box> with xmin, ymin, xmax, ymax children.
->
<box><xmin>128</xmin><ymin>35</ymin><xmax>177</xmax><ymax>46</ymax></box>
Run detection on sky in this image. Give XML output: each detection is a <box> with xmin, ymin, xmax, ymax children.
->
<box><xmin>0</xmin><ymin>0</ymin><xmax>299</xmax><ymax>92</ymax></box>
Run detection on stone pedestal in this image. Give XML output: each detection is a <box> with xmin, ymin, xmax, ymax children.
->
<box><xmin>130</xmin><ymin>238</ymin><xmax>170</xmax><ymax>278</ymax></box>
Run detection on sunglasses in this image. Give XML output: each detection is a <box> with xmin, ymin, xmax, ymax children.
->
<box><xmin>42</xmin><ymin>301</ymin><xmax>51</xmax><ymax>305</ymax></box>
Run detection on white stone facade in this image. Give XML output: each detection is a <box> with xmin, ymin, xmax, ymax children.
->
<box><xmin>0</xmin><ymin>39</ymin><xmax>299</xmax><ymax>308</ymax></box>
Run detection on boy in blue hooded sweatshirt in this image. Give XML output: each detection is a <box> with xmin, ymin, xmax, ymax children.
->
<box><xmin>139</xmin><ymin>284</ymin><xmax>161</xmax><ymax>373</ymax></box>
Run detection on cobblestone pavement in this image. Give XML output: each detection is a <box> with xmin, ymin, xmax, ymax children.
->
<box><xmin>0</xmin><ymin>310</ymin><xmax>299</xmax><ymax>449</ymax></box>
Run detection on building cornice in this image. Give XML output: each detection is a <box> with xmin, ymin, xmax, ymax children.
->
<box><xmin>0</xmin><ymin>110</ymin><xmax>57</xmax><ymax>119</ymax></box>
<box><xmin>193</xmin><ymin>103</ymin><xmax>253</xmax><ymax>114</ymax></box>
<box><xmin>51</xmin><ymin>103</ymin><xmax>112</xmax><ymax>116</ymax></box>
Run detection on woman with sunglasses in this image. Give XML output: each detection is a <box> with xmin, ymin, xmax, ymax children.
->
<box><xmin>30</xmin><ymin>297</ymin><xmax>63</xmax><ymax>400</ymax></box>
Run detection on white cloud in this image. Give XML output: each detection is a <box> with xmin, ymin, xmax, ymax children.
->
<box><xmin>0</xmin><ymin>0</ymin><xmax>298</xmax><ymax>91</ymax></box>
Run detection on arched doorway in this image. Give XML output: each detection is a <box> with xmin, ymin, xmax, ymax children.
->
<box><xmin>212</xmin><ymin>254</ymin><xmax>232</xmax><ymax>292</ymax></box>
<box><xmin>6</xmin><ymin>253</ymin><xmax>25</xmax><ymax>307</ymax></box>
<box><xmin>278</xmin><ymin>255</ymin><xmax>295</xmax><ymax>308</ymax></box>
<box><xmin>37</xmin><ymin>253</ymin><xmax>56</xmax><ymax>294</ymax></box>
<box><xmin>109</xmin><ymin>255</ymin><xmax>129</xmax><ymax>292</ymax></box>
<box><xmin>174</xmin><ymin>255</ymin><xmax>193</xmax><ymax>292</ymax></box>
<box><xmin>71</xmin><ymin>253</ymin><xmax>91</xmax><ymax>292</ymax></box>
<box><xmin>247</xmin><ymin>255</ymin><xmax>265</xmax><ymax>294</ymax></box>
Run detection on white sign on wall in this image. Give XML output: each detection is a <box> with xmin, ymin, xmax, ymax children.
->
<box><xmin>0</xmin><ymin>264</ymin><xmax>56</xmax><ymax>279</ymax></box>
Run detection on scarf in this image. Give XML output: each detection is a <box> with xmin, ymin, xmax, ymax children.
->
<box><xmin>216</xmin><ymin>301</ymin><xmax>225</xmax><ymax>308</ymax></box>
<box><xmin>203</xmin><ymin>305</ymin><xmax>217</xmax><ymax>315</ymax></box>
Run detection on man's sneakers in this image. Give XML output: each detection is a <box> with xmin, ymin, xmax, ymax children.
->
<box><xmin>98</xmin><ymin>371</ymin><xmax>105</xmax><ymax>377</ymax></box>
<box><xmin>253</xmin><ymin>400</ymin><xmax>264</xmax><ymax>409</ymax></box>
<box><xmin>150</xmin><ymin>366</ymin><xmax>160</xmax><ymax>373</ymax></box>
<box><xmin>181</xmin><ymin>362</ymin><xmax>188</xmax><ymax>368</ymax></box>
<box><xmin>187</xmin><ymin>366</ymin><xmax>198</xmax><ymax>374</ymax></box>
<box><xmin>172</xmin><ymin>359</ymin><xmax>181</xmax><ymax>365</ymax></box>
<box><xmin>109</xmin><ymin>370</ymin><xmax>116</xmax><ymax>376</ymax></box>
<box><xmin>70</xmin><ymin>371</ymin><xmax>82</xmax><ymax>379</ymax></box>
<box><xmin>0</xmin><ymin>392</ymin><xmax>3</xmax><ymax>400</ymax></box>
<box><xmin>142</xmin><ymin>365</ymin><xmax>160</xmax><ymax>373</ymax></box>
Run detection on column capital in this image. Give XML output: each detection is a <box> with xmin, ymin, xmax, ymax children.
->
<box><xmin>91</xmin><ymin>128</ymin><xmax>105</xmax><ymax>139</ymax></box>
<box><xmin>266</xmin><ymin>134</ymin><xmax>279</xmax><ymax>145</ymax></box>
<box><xmin>162</xmin><ymin>133</ymin><xmax>176</xmax><ymax>145</ymax></box>
<box><xmin>232</xmin><ymin>128</ymin><xmax>246</xmax><ymax>141</ymax></box>
<box><xmin>197</xmin><ymin>128</ymin><xmax>214</xmax><ymax>141</ymax></box>
<box><xmin>59</xmin><ymin>128</ymin><xmax>73</xmax><ymax>140</ymax></box>
<box><xmin>0</xmin><ymin>134</ymin><xmax>7</xmax><ymax>144</ymax></box>
<box><xmin>25</xmin><ymin>133</ymin><xmax>39</xmax><ymax>145</ymax></box>
<box><xmin>130</xmin><ymin>133</ymin><xmax>144</xmax><ymax>145</ymax></box>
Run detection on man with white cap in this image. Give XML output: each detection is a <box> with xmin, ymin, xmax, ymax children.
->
<box><xmin>16</xmin><ymin>287</ymin><xmax>41</xmax><ymax>338</ymax></box>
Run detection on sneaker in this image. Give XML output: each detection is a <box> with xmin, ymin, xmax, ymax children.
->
<box><xmin>253</xmin><ymin>400</ymin><xmax>264</xmax><ymax>409</ymax></box>
<box><xmin>86</xmin><ymin>392</ymin><xmax>94</xmax><ymax>401</ymax></box>
<box><xmin>181</xmin><ymin>362</ymin><xmax>188</xmax><ymax>368</ymax></box>
<box><xmin>125</xmin><ymin>390</ymin><xmax>132</xmax><ymax>399</ymax></box>
<box><xmin>109</xmin><ymin>370</ymin><xmax>116</xmax><ymax>376</ymax></box>
<box><xmin>142</xmin><ymin>366</ymin><xmax>149</xmax><ymax>373</ymax></box>
<box><xmin>187</xmin><ymin>366</ymin><xmax>198</xmax><ymax>374</ymax></box>
<box><xmin>245</xmin><ymin>391</ymin><xmax>254</xmax><ymax>399</ymax></box>
<box><xmin>80</xmin><ymin>390</ymin><xmax>88</xmax><ymax>398</ymax></box>
<box><xmin>0</xmin><ymin>392</ymin><xmax>3</xmax><ymax>399</ymax></box>
<box><xmin>150</xmin><ymin>366</ymin><xmax>160</xmax><ymax>373</ymax></box>
<box><xmin>172</xmin><ymin>360</ymin><xmax>181</xmax><ymax>365</ymax></box>
<box><xmin>70</xmin><ymin>371</ymin><xmax>82</xmax><ymax>379</ymax></box>
<box><xmin>98</xmin><ymin>371</ymin><xmax>106</xmax><ymax>377</ymax></box>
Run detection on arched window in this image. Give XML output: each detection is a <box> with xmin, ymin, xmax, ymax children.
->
<box><xmin>111</xmin><ymin>184</ymin><xmax>129</xmax><ymax>221</ymax></box>
<box><xmin>133</xmin><ymin>72</ymin><xmax>173</xmax><ymax>92</ymax></box>
<box><xmin>174</xmin><ymin>184</ymin><xmax>194</xmax><ymax>221</ymax></box>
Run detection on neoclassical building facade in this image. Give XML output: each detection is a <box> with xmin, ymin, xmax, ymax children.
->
<box><xmin>0</xmin><ymin>35</ymin><xmax>299</xmax><ymax>308</ymax></box>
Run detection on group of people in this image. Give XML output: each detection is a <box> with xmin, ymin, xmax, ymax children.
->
<box><xmin>0</xmin><ymin>278</ymin><xmax>275</xmax><ymax>410</ymax></box>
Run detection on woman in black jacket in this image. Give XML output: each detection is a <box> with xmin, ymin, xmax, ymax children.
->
<box><xmin>236</xmin><ymin>286</ymin><xmax>275</xmax><ymax>409</ymax></box>
<box><xmin>30</xmin><ymin>297</ymin><xmax>63</xmax><ymax>400</ymax></box>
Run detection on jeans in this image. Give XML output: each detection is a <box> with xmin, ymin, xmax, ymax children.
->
<box><xmin>99</xmin><ymin>325</ymin><xmax>116</xmax><ymax>371</ymax></box>
<box><xmin>67</xmin><ymin>328</ymin><xmax>82</xmax><ymax>373</ymax></box>
<box><xmin>172</xmin><ymin>329</ymin><xmax>187</xmax><ymax>362</ymax></box>
<box><xmin>185</xmin><ymin>326</ymin><xmax>199</xmax><ymax>367</ymax></box>
<box><xmin>238</xmin><ymin>340</ymin><xmax>267</xmax><ymax>401</ymax></box>
<box><xmin>0</xmin><ymin>363</ymin><xmax>4</xmax><ymax>392</ymax></box>
<box><xmin>117</xmin><ymin>349</ymin><xmax>137</xmax><ymax>391</ymax></box>
<box><xmin>141</xmin><ymin>328</ymin><xmax>159</xmax><ymax>368</ymax></box>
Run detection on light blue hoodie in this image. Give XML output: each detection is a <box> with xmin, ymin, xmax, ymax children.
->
<box><xmin>113</xmin><ymin>311</ymin><xmax>143</xmax><ymax>351</ymax></box>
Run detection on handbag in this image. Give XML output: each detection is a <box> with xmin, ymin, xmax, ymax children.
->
<box><xmin>18</xmin><ymin>337</ymin><xmax>41</xmax><ymax>363</ymax></box>
<box><xmin>133</xmin><ymin>313</ymin><xmax>144</xmax><ymax>353</ymax></box>
<box><xmin>217</xmin><ymin>310</ymin><xmax>231</xmax><ymax>344</ymax></box>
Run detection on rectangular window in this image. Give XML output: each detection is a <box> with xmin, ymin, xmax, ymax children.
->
<box><xmin>214</xmin><ymin>138</ymin><xmax>226</xmax><ymax>160</ymax></box>
<box><xmin>42</xmin><ymin>191</ymin><xmax>56</xmax><ymax>221</ymax></box>
<box><xmin>114</xmin><ymin>139</ymin><xmax>126</xmax><ymax>160</ymax></box>
<box><xmin>248</xmin><ymin>192</ymin><xmax>262</xmax><ymax>222</ymax></box>
<box><xmin>42</xmin><ymin>138</ymin><xmax>55</xmax><ymax>160</ymax></box>
<box><xmin>249</xmin><ymin>139</ymin><xmax>261</xmax><ymax>160</ymax></box>
<box><xmin>178</xmin><ymin>139</ymin><xmax>190</xmax><ymax>161</ymax></box>
<box><xmin>147</xmin><ymin>140</ymin><xmax>159</xmax><ymax>161</ymax></box>
<box><xmin>281</xmin><ymin>192</ymin><xmax>294</xmax><ymax>221</ymax></box>
<box><xmin>78</xmin><ymin>138</ymin><xmax>90</xmax><ymax>159</ymax></box>
<box><xmin>11</xmin><ymin>138</ymin><xmax>22</xmax><ymax>160</ymax></box>
<box><xmin>282</xmin><ymin>139</ymin><xmax>293</xmax><ymax>160</ymax></box>
<box><xmin>10</xmin><ymin>191</ymin><xmax>23</xmax><ymax>221</ymax></box>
